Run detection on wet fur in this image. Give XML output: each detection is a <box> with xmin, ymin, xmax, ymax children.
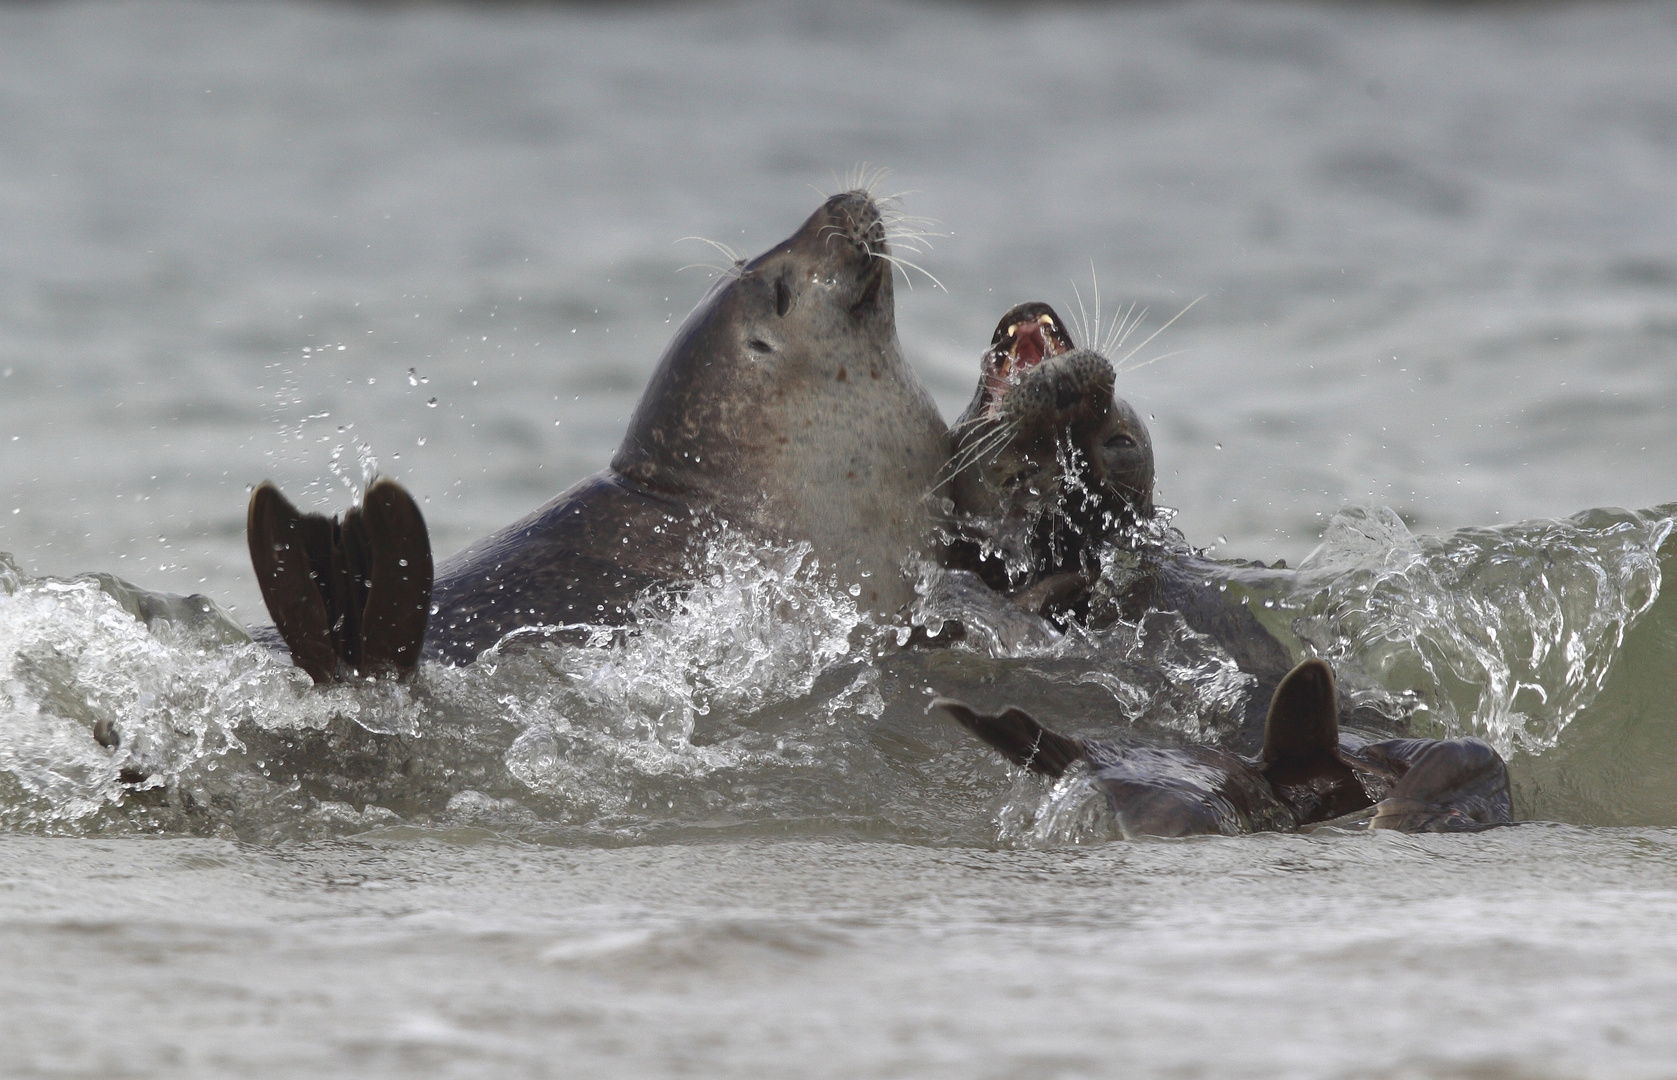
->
<box><xmin>939</xmin><ymin>658</ymin><xmax>1513</xmax><ymax>837</ymax></box>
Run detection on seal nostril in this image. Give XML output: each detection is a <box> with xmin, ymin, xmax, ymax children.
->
<box><xmin>748</xmin><ymin>338</ymin><xmax>774</xmax><ymax>354</ymax></box>
<box><xmin>774</xmin><ymin>276</ymin><xmax>792</xmax><ymax>317</ymax></box>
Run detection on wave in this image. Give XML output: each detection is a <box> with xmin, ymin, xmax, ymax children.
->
<box><xmin>2</xmin><ymin>502</ymin><xmax>1674</xmax><ymax>842</ymax></box>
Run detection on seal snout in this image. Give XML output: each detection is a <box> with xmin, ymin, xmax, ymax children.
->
<box><xmin>981</xmin><ymin>302</ymin><xmax>1076</xmax><ymax>411</ymax></box>
<box><xmin>999</xmin><ymin>348</ymin><xmax>1115</xmax><ymax>432</ymax></box>
<box><xmin>816</xmin><ymin>190</ymin><xmax>888</xmax><ymax>260</ymax></box>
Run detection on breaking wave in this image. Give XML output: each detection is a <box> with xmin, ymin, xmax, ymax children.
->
<box><xmin>3</xmin><ymin>502</ymin><xmax>1676</xmax><ymax>843</ymax></box>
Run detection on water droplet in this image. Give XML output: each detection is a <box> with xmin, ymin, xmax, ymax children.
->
<box><xmin>426</xmin><ymin>398</ymin><xmax>437</xmax><ymax>408</ymax></box>
<box><xmin>1214</xmin><ymin>443</ymin><xmax>1223</xmax><ymax>451</ymax></box>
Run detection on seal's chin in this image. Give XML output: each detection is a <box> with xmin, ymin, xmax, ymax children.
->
<box><xmin>981</xmin><ymin>305</ymin><xmax>1075</xmax><ymax>414</ymax></box>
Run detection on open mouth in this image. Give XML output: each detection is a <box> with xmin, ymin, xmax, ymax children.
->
<box><xmin>981</xmin><ymin>303</ymin><xmax>1075</xmax><ymax>411</ymax></box>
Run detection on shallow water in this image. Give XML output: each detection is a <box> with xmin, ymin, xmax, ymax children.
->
<box><xmin>3</xmin><ymin>1</ymin><xmax>1677</xmax><ymax>1076</ymax></box>
<box><xmin>7</xmin><ymin>830</ymin><xmax>1677</xmax><ymax>1079</ymax></box>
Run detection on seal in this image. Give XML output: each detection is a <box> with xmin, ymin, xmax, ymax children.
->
<box><xmin>936</xmin><ymin>302</ymin><xmax>1412</xmax><ymax>743</ymax></box>
<box><xmin>943</xmin><ymin>301</ymin><xmax>1155</xmax><ymax>600</ymax></box>
<box><xmin>937</xmin><ymin>304</ymin><xmax>1293</xmax><ymax>698</ymax></box>
<box><xmin>247</xmin><ymin>190</ymin><xmax>950</xmax><ymax>677</ymax></box>
<box><xmin>937</xmin><ymin>658</ymin><xmax>1513</xmax><ymax>837</ymax></box>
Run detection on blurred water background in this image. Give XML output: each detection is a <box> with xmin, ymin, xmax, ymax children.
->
<box><xmin>3</xmin><ymin>2</ymin><xmax>1677</xmax><ymax>1077</ymax></box>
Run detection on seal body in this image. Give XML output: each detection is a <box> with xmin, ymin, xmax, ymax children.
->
<box><xmin>938</xmin><ymin>658</ymin><xmax>1514</xmax><ymax>838</ymax></box>
<box><xmin>425</xmin><ymin>192</ymin><xmax>949</xmax><ymax>663</ymax></box>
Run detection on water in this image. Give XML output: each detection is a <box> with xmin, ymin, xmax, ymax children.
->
<box><xmin>3</xmin><ymin>1</ymin><xmax>1677</xmax><ymax>1076</ymax></box>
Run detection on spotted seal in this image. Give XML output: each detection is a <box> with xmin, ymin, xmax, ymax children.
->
<box><xmin>247</xmin><ymin>191</ymin><xmax>950</xmax><ymax>680</ymax></box>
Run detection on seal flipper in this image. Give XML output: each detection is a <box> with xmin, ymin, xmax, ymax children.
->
<box><xmin>357</xmin><ymin>477</ymin><xmax>432</xmax><ymax>677</ymax></box>
<box><xmin>247</xmin><ymin>481</ymin><xmax>338</xmax><ymax>684</ymax></box>
<box><xmin>247</xmin><ymin>478</ymin><xmax>432</xmax><ymax>684</ymax></box>
<box><xmin>934</xmin><ymin>698</ymin><xmax>1085</xmax><ymax>779</ymax></box>
<box><xmin>1260</xmin><ymin>658</ymin><xmax>1340</xmax><ymax>769</ymax></box>
<box><xmin>1259</xmin><ymin>659</ymin><xmax>1374</xmax><ymax>823</ymax></box>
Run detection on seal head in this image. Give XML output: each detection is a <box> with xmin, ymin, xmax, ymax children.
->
<box><xmin>947</xmin><ymin>302</ymin><xmax>1154</xmax><ymax>587</ymax></box>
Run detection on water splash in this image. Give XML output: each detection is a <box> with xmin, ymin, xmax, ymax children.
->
<box><xmin>1285</xmin><ymin>505</ymin><xmax>1673</xmax><ymax>754</ymax></box>
<box><xmin>4</xmin><ymin>501</ymin><xmax>1676</xmax><ymax>839</ymax></box>
<box><xmin>994</xmin><ymin>767</ymin><xmax>1120</xmax><ymax>847</ymax></box>
<box><xmin>0</xmin><ymin>553</ymin><xmax>342</xmax><ymax>827</ymax></box>
<box><xmin>0</xmin><ymin>535</ymin><xmax>881</xmax><ymax>838</ymax></box>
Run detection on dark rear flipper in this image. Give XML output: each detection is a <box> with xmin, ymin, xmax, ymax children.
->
<box><xmin>1260</xmin><ymin>658</ymin><xmax>1340</xmax><ymax>768</ymax></box>
<box><xmin>1259</xmin><ymin>658</ymin><xmax>1375</xmax><ymax>824</ymax></box>
<box><xmin>1368</xmin><ymin>737</ymin><xmax>1513</xmax><ymax>832</ymax></box>
<box><xmin>933</xmin><ymin>698</ymin><xmax>1086</xmax><ymax>779</ymax></box>
<box><xmin>247</xmin><ymin>478</ymin><xmax>432</xmax><ymax>684</ymax></box>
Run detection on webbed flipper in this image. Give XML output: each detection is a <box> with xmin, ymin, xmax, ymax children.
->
<box><xmin>1260</xmin><ymin>659</ymin><xmax>1375</xmax><ymax>824</ymax></box>
<box><xmin>934</xmin><ymin>698</ymin><xmax>1085</xmax><ymax>779</ymax></box>
<box><xmin>1260</xmin><ymin>658</ymin><xmax>1340</xmax><ymax>767</ymax></box>
<box><xmin>357</xmin><ymin>477</ymin><xmax>433</xmax><ymax>676</ymax></box>
<box><xmin>247</xmin><ymin>478</ymin><xmax>431</xmax><ymax>684</ymax></box>
<box><xmin>248</xmin><ymin>481</ymin><xmax>338</xmax><ymax>684</ymax></box>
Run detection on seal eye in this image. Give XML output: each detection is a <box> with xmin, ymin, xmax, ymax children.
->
<box><xmin>774</xmin><ymin>276</ymin><xmax>793</xmax><ymax>317</ymax></box>
<box><xmin>1105</xmin><ymin>433</ymin><xmax>1137</xmax><ymax>450</ymax></box>
<box><xmin>748</xmin><ymin>337</ymin><xmax>775</xmax><ymax>355</ymax></box>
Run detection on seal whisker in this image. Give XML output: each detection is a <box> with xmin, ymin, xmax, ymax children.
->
<box><xmin>880</xmin><ymin>225</ymin><xmax>943</xmax><ymax>248</ymax></box>
<box><xmin>874</xmin><ymin>186</ymin><xmax>920</xmax><ymax>205</ymax></box>
<box><xmin>676</xmin><ymin>262</ymin><xmax>742</xmax><ymax>278</ymax></box>
<box><xmin>940</xmin><ymin>430</ymin><xmax>1003</xmax><ymax>485</ymax></box>
<box><xmin>1114</xmin><ymin>295</ymin><xmax>1203</xmax><ymax>369</ymax></box>
<box><xmin>883</xmin><ymin>237</ymin><xmax>943</xmax><ymax>260</ymax></box>
<box><xmin>1090</xmin><ymin>262</ymin><xmax>1101</xmax><ymax>361</ymax></box>
<box><xmin>939</xmin><ymin>434</ymin><xmax>993</xmax><ymax>483</ymax></box>
<box><xmin>836</xmin><ymin>163</ymin><xmax>889</xmax><ymax>198</ymax></box>
<box><xmin>676</xmin><ymin>237</ymin><xmax>747</xmax><ymax>278</ymax></box>
<box><xmin>879</xmin><ymin>209</ymin><xmax>937</xmax><ymax>228</ymax></box>
<box><xmin>872</xmin><ymin>251</ymin><xmax>946</xmax><ymax>292</ymax></box>
<box><xmin>1070</xmin><ymin>277</ymin><xmax>1093</xmax><ymax>350</ymax></box>
<box><xmin>945</xmin><ymin>417</ymin><xmax>1012</xmax><ymax>466</ymax></box>
<box><xmin>1115</xmin><ymin>347</ymin><xmax>1188</xmax><ymax>376</ymax></box>
<box><xmin>1103</xmin><ymin>301</ymin><xmax>1144</xmax><ymax>358</ymax></box>
<box><xmin>676</xmin><ymin>235</ymin><xmax>744</xmax><ymax>264</ymax></box>
<box><xmin>942</xmin><ymin>421</ymin><xmax>1018</xmax><ymax>482</ymax></box>
<box><xmin>949</xmin><ymin>409</ymin><xmax>1003</xmax><ymax>436</ymax></box>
